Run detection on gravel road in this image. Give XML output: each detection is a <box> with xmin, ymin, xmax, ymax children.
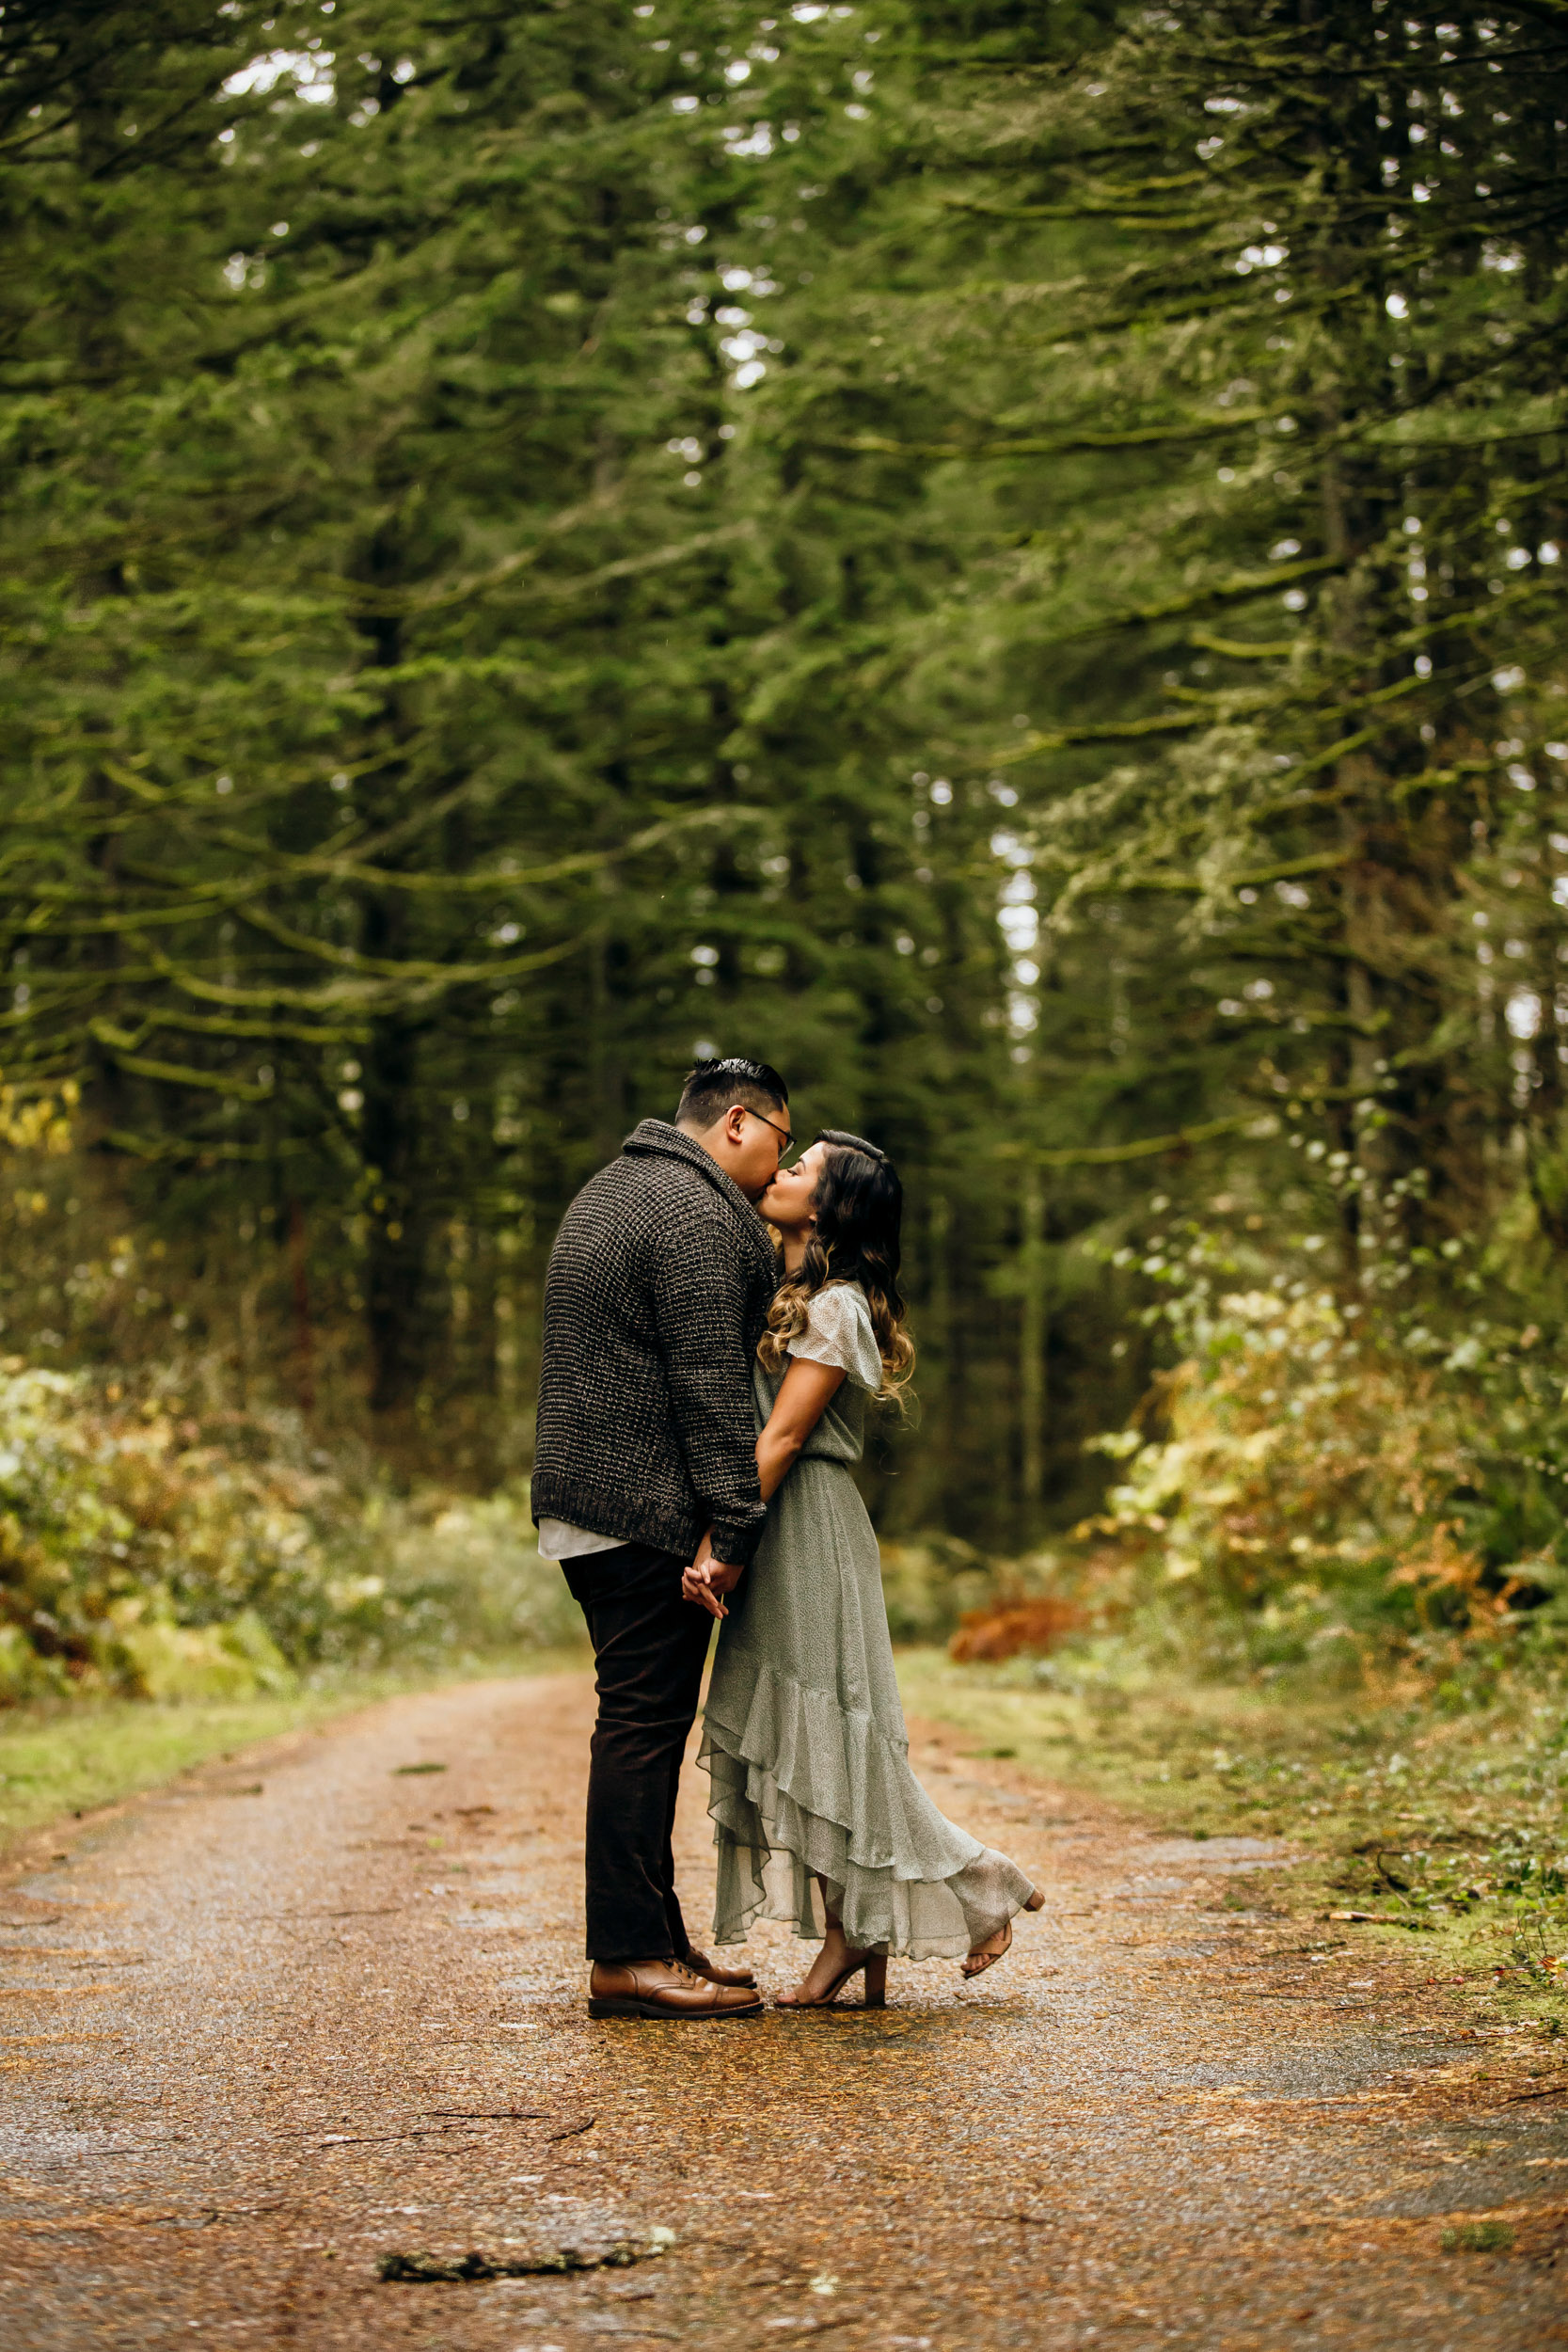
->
<box><xmin>3</xmin><ymin>1670</ymin><xmax>1564</xmax><ymax>2350</ymax></box>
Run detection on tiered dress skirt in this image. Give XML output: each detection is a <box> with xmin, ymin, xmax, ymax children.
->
<box><xmin>699</xmin><ymin>1285</ymin><xmax>1036</xmax><ymax>1960</ymax></box>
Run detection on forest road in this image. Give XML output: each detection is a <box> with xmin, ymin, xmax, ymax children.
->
<box><xmin>2</xmin><ymin>1669</ymin><xmax>1565</xmax><ymax>2352</ymax></box>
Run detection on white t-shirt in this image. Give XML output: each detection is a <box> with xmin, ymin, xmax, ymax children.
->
<box><xmin>536</xmin><ymin>1518</ymin><xmax>626</xmax><ymax>1559</ymax></box>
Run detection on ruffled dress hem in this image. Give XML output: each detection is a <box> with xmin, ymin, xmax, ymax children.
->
<box><xmin>699</xmin><ymin>1639</ymin><xmax>1037</xmax><ymax>1962</ymax></box>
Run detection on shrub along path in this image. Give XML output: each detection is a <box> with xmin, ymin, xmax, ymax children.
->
<box><xmin>2</xmin><ymin>1670</ymin><xmax>1564</xmax><ymax>2349</ymax></box>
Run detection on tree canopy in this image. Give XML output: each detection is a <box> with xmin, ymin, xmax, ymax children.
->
<box><xmin>4</xmin><ymin>0</ymin><xmax>1567</xmax><ymax>1554</ymax></box>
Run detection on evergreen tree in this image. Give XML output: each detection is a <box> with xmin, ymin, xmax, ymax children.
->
<box><xmin>3</xmin><ymin>1</ymin><xmax>791</xmax><ymax>1464</ymax></box>
<box><xmin>12</xmin><ymin>0</ymin><xmax>1565</xmax><ymax>1547</ymax></box>
<box><xmin>730</xmin><ymin>0</ymin><xmax>1568</xmax><ymax>1527</ymax></box>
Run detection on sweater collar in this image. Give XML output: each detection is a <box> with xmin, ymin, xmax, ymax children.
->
<box><xmin>622</xmin><ymin>1119</ymin><xmax>778</xmax><ymax>1269</ymax></box>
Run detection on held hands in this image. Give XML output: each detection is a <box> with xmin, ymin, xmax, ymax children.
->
<box><xmin>682</xmin><ymin>1528</ymin><xmax>744</xmax><ymax>1619</ymax></box>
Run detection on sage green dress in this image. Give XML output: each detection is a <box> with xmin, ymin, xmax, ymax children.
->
<box><xmin>699</xmin><ymin>1281</ymin><xmax>1037</xmax><ymax>1960</ymax></box>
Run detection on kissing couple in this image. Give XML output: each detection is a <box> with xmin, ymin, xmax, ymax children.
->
<box><xmin>531</xmin><ymin>1056</ymin><xmax>1043</xmax><ymax>2019</ymax></box>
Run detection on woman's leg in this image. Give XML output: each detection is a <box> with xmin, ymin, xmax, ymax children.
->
<box><xmin>779</xmin><ymin>1877</ymin><xmax>886</xmax><ymax>2007</ymax></box>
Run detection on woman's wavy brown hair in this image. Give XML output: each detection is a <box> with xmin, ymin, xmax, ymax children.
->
<box><xmin>757</xmin><ymin>1130</ymin><xmax>915</xmax><ymax>1403</ymax></box>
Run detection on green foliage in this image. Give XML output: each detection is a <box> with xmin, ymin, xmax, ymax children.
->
<box><xmin>0</xmin><ymin>0</ymin><xmax>1070</xmax><ymax>1524</ymax></box>
<box><xmin>877</xmin><ymin>1534</ymin><xmax>998</xmax><ymax>1640</ymax></box>
<box><xmin>5</xmin><ymin>0</ymin><xmax>1568</xmax><ymax>1577</ymax></box>
<box><xmin>0</xmin><ymin>1356</ymin><xmax>577</xmax><ymax>1700</ymax></box>
<box><xmin>1060</xmin><ymin>1166</ymin><xmax>1568</xmax><ymax>1681</ymax></box>
<box><xmin>896</xmin><ymin>1646</ymin><xmax>1568</xmax><ymax>2016</ymax></box>
<box><xmin>1443</xmin><ymin>2222</ymin><xmax>1513</xmax><ymax>2255</ymax></box>
<box><xmin>748</xmin><ymin>0</ymin><xmax>1568</xmax><ymax>1536</ymax></box>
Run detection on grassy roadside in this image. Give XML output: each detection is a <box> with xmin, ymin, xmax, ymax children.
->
<box><xmin>895</xmin><ymin>1645</ymin><xmax>1568</xmax><ymax>2026</ymax></box>
<box><xmin>0</xmin><ymin>1644</ymin><xmax>588</xmax><ymax>1852</ymax></box>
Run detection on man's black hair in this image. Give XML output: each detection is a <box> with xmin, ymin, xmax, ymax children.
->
<box><xmin>676</xmin><ymin>1056</ymin><xmax>789</xmax><ymax>1131</ymax></box>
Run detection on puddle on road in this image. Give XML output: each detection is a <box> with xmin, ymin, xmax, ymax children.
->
<box><xmin>1172</xmin><ymin>2030</ymin><xmax>1480</xmax><ymax>2100</ymax></box>
<box><xmin>1141</xmin><ymin>1837</ymin><xmax>1297</xmax><ymax>1864</ymax></box>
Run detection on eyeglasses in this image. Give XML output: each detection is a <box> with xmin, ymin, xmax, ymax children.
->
<box><xmin>740</xmin><ymin>1105</ymin><xmax>798</xmax><ymax>1165</ymax></box>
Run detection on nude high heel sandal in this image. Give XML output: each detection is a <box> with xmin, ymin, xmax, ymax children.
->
<box><xmin>776</xmin><ymin>1949</ymin><xmax>888</xmax><ymax>2010</ymax></box>
<box><xmin>963</xmin><ymin>1889</ymin><xmax>1046</xmax><ymax>1979</ymax></box>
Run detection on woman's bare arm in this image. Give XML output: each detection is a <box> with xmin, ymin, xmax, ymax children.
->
<box><xmin>755</xmin><ymin>1357</ymin><xmax>846</xmax><ymax>1500</ymax></box>
<box><xmin>682</xmin><ymin>1357</ymin><xmax>846</xmax><ymax>1619</ymax></box>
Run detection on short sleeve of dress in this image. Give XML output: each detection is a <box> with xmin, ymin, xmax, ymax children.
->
<box><xmin>786</xmin><ymin>1282</ymin><xmax>884</xmax><ymax>1392</ymax></box>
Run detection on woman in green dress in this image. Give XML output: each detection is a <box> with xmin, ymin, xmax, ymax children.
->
<box><xmin>686</xmin><ymin>1130</ymin><xmax>1043</xmax><ymax>2009</ymax></box>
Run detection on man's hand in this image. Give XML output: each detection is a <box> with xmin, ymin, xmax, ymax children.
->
<box><xmin>683</xmin><ymin>1556</ymin><xmax>743</xmax><ymax>1618</ymax></box>
<box><xmin>682</xmin><ymin>1530</ymin><xmax>744</xmax><ymax>1619</ymax></box>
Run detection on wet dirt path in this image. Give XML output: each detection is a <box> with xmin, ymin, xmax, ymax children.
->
<box><xmin>3</xmin><ymin>1670</ymin><xmax>1565</xmax><ymax>2351</ymax></box>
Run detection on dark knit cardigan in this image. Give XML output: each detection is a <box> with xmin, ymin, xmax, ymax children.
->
<box><xmin>531</xmin><ymin>1120</ymin><xmax>781</xmax><ymax>1566</ymax></box>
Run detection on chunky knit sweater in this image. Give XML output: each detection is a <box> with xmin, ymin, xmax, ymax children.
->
<box><xmin>531</xmin><ymin>1120</ymin><xmax>781</xmax><ymax>1566</ymax></box>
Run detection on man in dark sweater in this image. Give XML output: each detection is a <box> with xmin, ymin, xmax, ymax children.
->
<box><xmin>531</xmin><ymin>1057</ymin><xmax>791</xmax><ymax>2020</ymax></box>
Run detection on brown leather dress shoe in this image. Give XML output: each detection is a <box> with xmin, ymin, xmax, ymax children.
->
<box><xmin>587</xmin><ymin>1959</ymin><xmax>762</xmax><ymax>2021</ymax></box>
<box><xmin>683</xmin><ymin>1946</ymin><xmax>757</xmax><ymax>1990</ymax></box>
